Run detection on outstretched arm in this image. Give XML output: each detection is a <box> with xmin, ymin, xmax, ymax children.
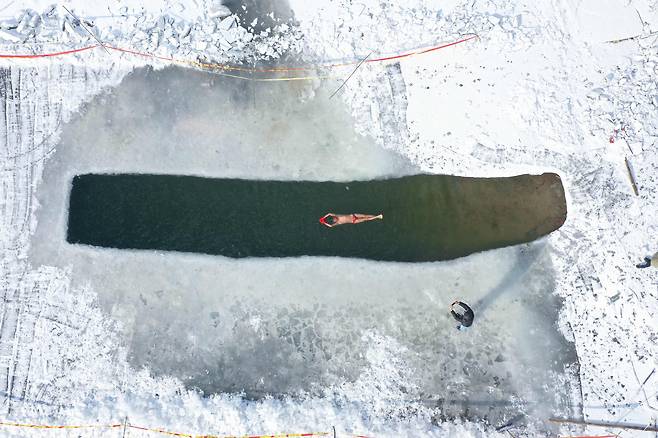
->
<box><xmin>319</xmin><ymin>213</ymin><xmax>338</xmax><ymax>227</ymax></box>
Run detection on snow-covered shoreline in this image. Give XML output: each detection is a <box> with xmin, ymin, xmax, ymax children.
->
<box><xmin>1</xmin><ymin>0</ymin><xmax>657</xmax><ymax>436</ymax></box>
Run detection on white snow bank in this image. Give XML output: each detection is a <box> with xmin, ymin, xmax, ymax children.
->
<box><xmin>1</xmin><ymin>0</ymin><xmax>657</xmax><ymax>436</ymax></box>
<box><xmin>0</xmin><ymin>1</ymin><xmax>521</xmax><ymax>436</ymax></box>
<box><xmin>291</xmin><ymin>0</ymin><xmax>658</xmax><ymax>435</ymax></box>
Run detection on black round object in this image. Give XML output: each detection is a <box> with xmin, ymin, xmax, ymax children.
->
<box><xmin>450</xmin><ymin>301</ymin><xmax>475</xmax><ymax>327</ymax></box>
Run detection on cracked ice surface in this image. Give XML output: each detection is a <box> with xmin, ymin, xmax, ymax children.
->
<box><xmin>0</xmin><ymin>1</ymin><xmax>301</xmax><ymax>63</ymax></box>
<box><xmin>300</xmin><ymin>0</ymin><xmax>658</xmax><ymax>434</ymax></box>
<box><xmin>27</xmin><ymin>66</ymin><xmax>578</xmax><ymax>433</ymax></box>
<box><xmin>0</xmin><ymin>0</ymin><xmax>657</xmax><ymax>436</ymax></box>
<box><xmin>0</xmin><ymin>26</ymin><xmax>546</xmax><ymax>438</ymax></box>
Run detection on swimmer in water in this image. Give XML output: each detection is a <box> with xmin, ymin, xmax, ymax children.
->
<box><xmin>319</xmin><ymin>213</ymin><xmax>383</xmax><ymax>227</ymax></box>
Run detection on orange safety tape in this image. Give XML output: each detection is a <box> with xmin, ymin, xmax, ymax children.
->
<box><xmin>128</xmin><ymin>424</ymin><xmax>194</xmax><ymax>437</ymax></box>
<box><xmin>0</xmin><ymin>44</ymin><xmax>99</xmax><ymax>58</ymax></box>
<box><xmin>559</xmin><ymin>436</ymin><xmax>617</xmax><ymax>438</ymax></box>
<box><xmin>320</xmin><ymin>34</ymin><xmax>479</xmax><ymax>71</ymax></box>
<box><xmin>209</xmin><ymin>433</ymin><xmax>330</xmax><ymax>438</ymax></box>
<box><xmin>183</xmin><ymin>33</ymin><xmax>479</xmax><ymax>73</ymax></box>
<box><xmin>0</xmin><ymin>420</ymin><xmax>123</xmax><ymax>429</ymax></box>
<box><xmin>0</xmin><ymin>42</ymin><xmax>329</xmax><ymax>81</ymax></box>
<box><xmin>0</xmin><ymin>421</ymin><xmax>331</xmax><ymax>438</ymax></box>
<box><xmin>0</xmin><ymin>34</ymin><xmax>478</xmax><ymax>81</ymax></box>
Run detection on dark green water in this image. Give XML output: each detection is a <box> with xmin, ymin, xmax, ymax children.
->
<box><xmin>67</xmin><ymin>173</ymin><xmax>566</xmax><ymax>262</ymax></box>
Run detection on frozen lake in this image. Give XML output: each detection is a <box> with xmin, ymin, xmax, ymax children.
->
<box><xmin>28</xmin><ymin>66</ymin><xmax>579</xmax><ymax>427</ymax></box>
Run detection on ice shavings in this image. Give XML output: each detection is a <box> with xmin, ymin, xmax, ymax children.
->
<box><xmin>0</xmin><ymin>2</ymin><xmax>303</xmax><ymax>65</ymax></box>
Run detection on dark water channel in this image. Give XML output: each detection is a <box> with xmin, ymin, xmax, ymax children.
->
<box><xmin>67</xmin><ymin>173</ymin><xmax>566</xmax><ymax>261</ymax></box>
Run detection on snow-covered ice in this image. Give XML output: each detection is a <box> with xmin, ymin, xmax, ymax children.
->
<box><xmin>28</xmin><ymin>65</ymin><xmax>578</xmax><ymax>426</ymax></box>
<box><xmin>0</xmin><ymin>0</ymin><xmax>657</xmax><ymax>436</ymax></box>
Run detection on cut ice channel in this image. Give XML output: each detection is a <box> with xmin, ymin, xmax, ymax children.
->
<box><xmin>29</xmin><ymin>66</ymin><xmax>579</xmax><ymax>426</ymax></box>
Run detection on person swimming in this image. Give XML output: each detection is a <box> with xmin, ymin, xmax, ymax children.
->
<box><xmin>319</xmin><ymin>213</ymin><xmax>383</xmax><ymax>227</ymax></box>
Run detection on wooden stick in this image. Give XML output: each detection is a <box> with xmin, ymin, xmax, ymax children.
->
<box><xmin>605</xmin><ymin>30</ymin><xmax>658</xmax><ymax>44</ymax></box>
<box><xmin>62</xmin><ymin>5</ymin><xmax>112</xmax><ymax>56</ymax></box>
<box><xmin>624</xmin><ymin>157</ymin><xmax>639</xmax><ymax>196</ymax></box>
<box><xmin>549</xmin><ymin>417</ymin><xmax>658</xmax><ymax>432</ymax></box>
<box><xmin>329</xmin><ymin>52</ymin><xmax>371</xmax><ymax>99</ymax></box>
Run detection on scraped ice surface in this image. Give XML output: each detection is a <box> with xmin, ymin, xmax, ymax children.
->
<box><xmin>29</xmin><ymin>66</ymin><xmax>578</xmax><ymax>427</ymax></box>
<box><xmin>34</xmin><ymin>66</ymin><xmax>411</xmax><ymax>180</ymax></box>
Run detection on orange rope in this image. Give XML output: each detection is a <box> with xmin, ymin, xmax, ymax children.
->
<box><xmin>187</xmin><ymin>33</ymin><xmax>480</xmax><ymax>72</ymax></box>
<box><xmin>0</xmin><ymin>421</ymin><xmax>331</xmax><ymax>438</ymax></box>
<box><xmin>559</xmin><ymin>435</ymin><xmax>617</xmax><ymax>438</ymax></box>
<box><xmin>0</xmin><ymin>34</ymin><xmax>479</xmax><ymax>80</ymax></box>
<box><xmin>0</xmin><ymin>44</ymin><xmax>99</xmax><ymax>58</ymax></box>
<box><xmin>0</xmin><ymin>420</ymin><xmax>122</xmax><ymax>429</ymax></box>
